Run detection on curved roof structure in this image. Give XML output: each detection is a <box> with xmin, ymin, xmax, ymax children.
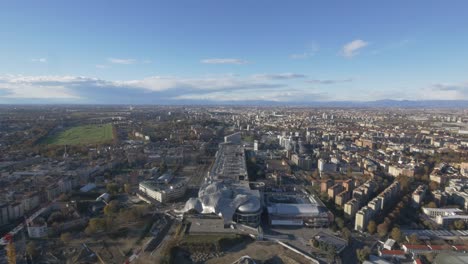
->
<box><xmin>184</xmin><ymin>142</ymin><xmax>261</xmax><ymax>225</ymax></box>
<box><xmin>183</xmin><ymin>181</ymin><xmax>262</xmax><ymax>224</ymax></box>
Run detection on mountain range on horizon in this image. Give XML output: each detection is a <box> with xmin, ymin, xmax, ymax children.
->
<box><xmin>1</xmin><ymin>99</ymin><xmax>467</xmax><ymax>108</ymax></box>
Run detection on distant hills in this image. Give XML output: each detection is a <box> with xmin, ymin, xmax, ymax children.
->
<box><xmin>1</xmin><ymin>99</ymin><xmax>468</xmax><ymax>108</ymax></box>
<box><xmin>166</xmin><ymin>99</ymin><xmax>468</xmax><ymax>108</ymax></box>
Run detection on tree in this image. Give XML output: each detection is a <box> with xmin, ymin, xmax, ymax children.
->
<box><xmin>429</xmin><ymin>181</ymin><xmax>439</xmax><ymax>191</ymax></box>
<box><xmin>423</xmin><ymin>220</ymin><xmax>436</xmax><ymax>230</ymax></box>
<box><xmin>312</xmin><ymin>169</ymin><xmax>319</xmax><ymax>178</ymax></box>
<box><xmin>311</xmin><ymin>238</ymin><xmax>319</xmax><ymax>248</ymax></box>
<box><xmin>367</xmin><ymin>220</ymin><xmax>377</xmax><ymax>235</ymax></box>
<box><xmin>159</xmin><ymin>160</ymin><xmax>168</xmax><ymax>173</ymax></box>
<box><xmin>454</xmin><ymin>220</ymin><xmax>466</xmax><ymax>230</ymax></box>
<box><xmin>84</xmin><ymin>226</ymin><xmax>94</xmax><ymax>236</ymax></box>
<box><xmin>326</xmin><ymin>244</ymin><xmax>336</xmax><ymax>262</ymax></box>
<box><xmin>331</xmin><ymin>222</ymin><xmax>338</xmax><ymax>232</ymax></box>
<box><xmin>423</xmin><ymin>166</ymin><xmax>430</xmax><ymax>176</ymax></box>
<box><xmin>104</xmin><ymin>200</ymin><xmax>119</xmax><ymax>216</ymax></box>
<box><xmin>106</xmin><ymin>183</ymin><xmax>120</xmax><ymax>194</ymax></box>
<box><xmin>391</xmin><ymin>227</ymin><xmax>402</xmax><ymax>242</ymax></box>
<box><xmin>408</xmin><ymin>233</ymin><xmax>420</xmax><ymax>244</ymax></box>
<box><xmin>26</xmin><ymin>241</ymin><xmax>38</xmax><ymax>259</ymax></box>
<box><xmin>356</xmin><ymin>246</ymin><xmax>371</xmax><ymax>263</ymax></box>
<box><xmin>335</xmin><ymin>217</ymin><xmax>345</xmax><ymax>230</ymax></box>
<box><xmin>342</xmin><ymin>227</ymin><xmax>352</xmax><ymax>243</ymax></box>
<box><xmin>396</xmin><ymin>175</ymin><xmax>411</xmax><ymax>192</ymax></box>
<box><xmin>424</xmin><ymin>252</ymin><xmax>435</xmax><ymax>263</ymax></box>
<box><xmin>48</xmin><ymin>211</ymin><xmax>64</xmax><ymax>224</ymax></box>
<box><xmin>60</xmin><ymin>232</ymin><xmax>72</xmax><ymax>244</ymax></box>
<box><xmin>124</xmin><ymin>183</ymin><xmax>132</xmax><ymax>194</ymax></box>
<box><xmin>377</xmin><ymin>222</ymin><xmax>389</xmax><ymax>238</ymax></box>
<box><xmin>397</xmin><ymin>201</ymin><xmax>405</xmax><ymax>209</ymax></box>
<box><xmin>86</xmin><ymin>217</ymin><xmax>107</xmax><ymax>235</ymax></box>
<box><xmin>58</xmin><ymin>193</ymin><xmax>69</xmax><ymax>202</ymax></box>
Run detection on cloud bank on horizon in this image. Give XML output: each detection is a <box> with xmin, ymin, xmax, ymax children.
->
<box><xmin>0</xmin><ymin>74</ymin><xmax>466</xmax><ymax>104</ymax></box>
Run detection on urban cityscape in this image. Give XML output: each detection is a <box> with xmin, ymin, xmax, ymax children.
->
<box><xmin>0</xmin><ymin>106</ymin><xmax>467</xmax><ymax>264</ymax></box>
<box><xmin>1</xmin><ymin>1</ymin><xmax>468</xmax><ymax>264</ymax></box>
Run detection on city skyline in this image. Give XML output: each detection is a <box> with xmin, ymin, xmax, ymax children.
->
<box><xmin>1</xmin><ymin>1</ymin><xmax>468</xmax><ymax>104</ymax></box>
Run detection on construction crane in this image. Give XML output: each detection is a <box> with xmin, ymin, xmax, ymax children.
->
<box><xmin>1</xmin><ymin>216</ymin><xmax>30</xmax><ymax>264</ymax></box>
<box><xmin>0</xmin><ymin>206</ymin><xmax>49</xmax><ymax>263</ymax></box>
<box><xmin>2</xmin><ymin>233</ymin><xmax>16</xmax><ymax>264</ymax></box>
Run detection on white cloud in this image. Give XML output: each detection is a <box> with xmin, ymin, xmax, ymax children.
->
<box><xmin>306</xmin><ymin>78</ymin><xmax>353</xmax><ymax>84</ymax></box>
<box><xmin>117</xmin><ymin>75</ymin><xmax>281</xmax><ymax>92</ymax></box>
<box><xmin>426</xmin><ymin>82</ymin><xmax>468</xmax><ymax>99</ymax></box>
<box><xmin>341</xmin><ymin>39</ymin><xmax>368</xmax><ymax>58</ymax></box>
<box><xmin>3</xmin><ymin>74</ymin><xmax>463</xmax><ymax>103</ymax></box>
<box><xmin>252</xmin><ymin>73</ymin><xmax>307</xmax><ymax>80</ymax></box>
<box><xmin>95</xmin><ymin>64</ymin><xmax>109</xmax><ymax>69</ymax></box>
<box><xmin>0</xmin><ymin>74</ymin><xmax>283</xmax><ymax>100</ymax></box>
<box><xmin>107</xmin><ymin>58</ymin><xmax>137</xmax><ymax>64</ymax></box>
<box><xmin>173</xmin><ymin>88</ymin><xmax>325</xmax><ymax>102</ymax></box>
<box><xmin>31</xmin><ymin>58</ymin><xmax>47</xmax><ymax>63</ymax></box>
<box><xmin>432</xmin><ymin>82</ymin><xmax>468</xmax><ymax>92</ymax></box>
<box><xmin>0</xmin><ymin>75</ymin><xmax>82</xmax><ymax>99</ymax></box>
<box><xmin>200</xmin><ymin>58</ymin><xmax>249</xmax><ymax>65</ymax></box>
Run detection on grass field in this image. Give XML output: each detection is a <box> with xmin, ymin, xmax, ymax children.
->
<box><xmin>44</xmin><ymin>124</ymin><xmax>114</xmax><ymax>145</ymax></box>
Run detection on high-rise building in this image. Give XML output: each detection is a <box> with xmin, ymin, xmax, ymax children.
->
<box><xmin>355</xmin><ymin>206</ymin><xmax>373</xmax><ymax>231</ymax></box>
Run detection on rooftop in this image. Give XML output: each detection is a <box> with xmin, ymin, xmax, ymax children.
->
<box><xmin>140</xmin><ymin>177</ymin><xmax>187</xmax><ymax>192</ymax></box>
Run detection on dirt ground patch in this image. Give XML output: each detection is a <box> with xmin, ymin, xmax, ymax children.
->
<box><xmin>205</xmin><ymin>241</ymin><xmax>310</xmax><ymax>264</ymax></box>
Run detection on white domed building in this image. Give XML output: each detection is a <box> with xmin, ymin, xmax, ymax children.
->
<box><xmin>182</xmin><ymin>142</ymin><xmax>262</xmax><ymax>227</ymax></box>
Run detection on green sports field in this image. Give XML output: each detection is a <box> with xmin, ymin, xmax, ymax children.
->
<box><xmin>44</xmin><ymin>124</ymin><xmax>114</xmax><ymax>145</ymax></box>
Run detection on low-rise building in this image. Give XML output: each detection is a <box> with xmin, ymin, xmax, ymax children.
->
<box><xmin>401</xmin><ymin>244</ymin><xmax>431</xmax><ymax>255</ymax></box>
<box><xmin>422</xmin><ymin>207</ymin><xmax>463</xmax><ymax>218</ymax></box>
<box><xmin>27</xmin><ymin>219</ymin><xmax>48</xmax><ymax>238</ymax></box>
<box><xmin>267</xmin><ymin>194</ymin><xmax>331</xmax><ymax>228</ymax></box>
<box><xmin>139</xmin><ymin>177</ymin><xmax>187</xmax><ymax>203</ymax></box>
<box><xmin>388</xmin><ymin>164</ymin><xmax>415</xmax><ymax>177</ymax></box>
<box><xmin>436</xmin><ymin>214</ymin><xmax>468</xmax><ymax>228</ymax></box>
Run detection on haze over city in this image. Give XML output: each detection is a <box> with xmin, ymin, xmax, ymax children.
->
<box><xmin>1</xmin><ymin>1</ymin><xmax>468</xmax><ymax>104</ymax></box>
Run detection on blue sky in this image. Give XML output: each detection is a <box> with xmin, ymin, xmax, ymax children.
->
<box><xmin>0</xmin><ymin>0</ymin><xmax>467</xmax><ymax>104</ymax></box>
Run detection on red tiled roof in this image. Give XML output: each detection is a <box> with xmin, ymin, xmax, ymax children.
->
<box><xmin>453</xmin><ymin>245</ymin><xmax>468</xmax><ymax>251</ymax></box>
<box><xmin>380</xmin><ymin>250</ymin><xmax>406</xmax><ymax>255</ymax></box>
<box><xmin>429</xmin><ymin>245</ymin><xmax>452</xmax><ymax>251</ymax></box>
<box><xmin>402</xmin><ymin>244</ymin><xmax>430</xmax><ymax>250</ymax></box>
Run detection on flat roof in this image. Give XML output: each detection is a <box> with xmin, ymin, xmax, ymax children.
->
<box><xmin>187</xmin><ymin>217</ymin><xmax>258</xmax><ymax>235</ymax></box>
<box><xmin>434</xmin><ymin>253</ymin><xmax>468</xmax><ymax>264</ymax></box>
<box><xmin>267</xmin><ymin>203</ymin><xmax>319</xmax><ymax>216</ymax></box>
<box><xmin>140</xmin><ymin>177</ymin><xmax>187</xmax><ymax>191</ymax></box>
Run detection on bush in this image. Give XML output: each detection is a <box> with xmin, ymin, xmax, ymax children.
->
<box><xmin>356</xmin><ymin>246</ymin><xmax>370</xmax><ymax>263</ymax></box>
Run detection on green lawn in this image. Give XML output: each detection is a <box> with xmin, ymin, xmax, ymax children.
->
<box><xmin>44</xmin><ymin>124</ymin><xmax>114</xmax><ymax>145</ymax></box>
